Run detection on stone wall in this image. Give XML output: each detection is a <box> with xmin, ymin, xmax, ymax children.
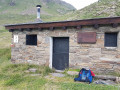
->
<box><xmin>11</xmin><ymin>25</ymin><xmax>120</xmax><ymax>73</ymax></box>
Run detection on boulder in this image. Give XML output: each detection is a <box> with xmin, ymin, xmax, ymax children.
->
<box><xmin>51</xmin><ymin>73</ymin><xmax>65</xmax><ymax>77</ymax></box>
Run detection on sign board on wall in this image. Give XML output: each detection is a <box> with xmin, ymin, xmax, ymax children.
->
<box><xmin>14</xmin><ymin>35</ymin><xmax>18</xmax><ymax>43</ymax></box>
<box><xmin>77</xmin><ymin>32</ymin><xmax>96</xmax><ymax>44</ymax></box>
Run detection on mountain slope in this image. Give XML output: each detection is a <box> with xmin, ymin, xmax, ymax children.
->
<box><xmin>61</xmin><ymin>0</ymin><xmax>120</xmax><ymax>20</ymax></box>
<box><xmin>0</xmin><ymin>0</ymin><xmax>75</xmax><ymax>26</ymax></box>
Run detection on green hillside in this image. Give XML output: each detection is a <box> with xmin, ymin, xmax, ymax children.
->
<box><xmin>0</xmin><ymin>0</ymin><xmax>75</xmax><ymax>26</ymax></box>
<box><xmin>58</xmin><ymin>0</ymin><xmax>120</xmax><ymax>21</ymax></box>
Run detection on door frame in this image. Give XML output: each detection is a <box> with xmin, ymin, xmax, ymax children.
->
<box><xmin>49</xmin><ymin>37</ymin><xmax>69</xmax><ymax>69</ymax></box>
<box><xmin>49</xmin><ymin>37</ymin><xmax>53</xmax><ymax>69</ymax></box>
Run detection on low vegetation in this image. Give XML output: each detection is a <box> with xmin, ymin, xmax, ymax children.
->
<box><xmin>0</xmin><ymin>48</ymin><xmax>119</xmax><ymax>90</ymax></box>
<box><xmin>0</xmin><ymin>0</ymin><xmax>75</xmax><ymax>27</ymax></box>
<box><xmin>0</xmin><ymin>29</ymin><xmax>11</xmax><ymax>49</ymax></box>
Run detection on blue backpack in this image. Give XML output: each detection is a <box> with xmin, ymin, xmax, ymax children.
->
<box><xmin>74</xmin><ymin>68</ymin><xmax>93</xmax><ymax>83</ymax></box>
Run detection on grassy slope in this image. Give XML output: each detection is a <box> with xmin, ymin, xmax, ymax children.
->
<box><xmin>0</xmin><ymin>31</ymin><xmax>11</xmax><ymax>48</ymax></box>
<box><xmin>0</xmin><ymin>0</ymin><xmax>75</xmax><ymax>25</ymax></box>
<box><xmin>60</xmin><ymin>0</ymin><xmax>120</xmax><ymax>21</ymax></box>
<box><xmin>0</xmin><ymin>48</ymin><xmax>119</xmax><ymax>90</ymax></box>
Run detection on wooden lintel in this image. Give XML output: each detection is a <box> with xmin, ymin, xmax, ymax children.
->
<box><xmin>49</xmin><ymin>27</ymin><xmax>54</xmax><ymax>30</ymax></box>
<box><xmin>77</xmin><ymin>26</ymin><xmax>82</xmax><ymax>29</ymax></box>
<box><xmin>112</xmin><ymin>23</ymin><xmax>118</xmax><ymax>28</ymax></box>
<box><xmin>19</xmin><ymin>28</ymin><xmax>24</xmax><ymax>32</ymax></box>
<box><xmin>30</xmin><ymin>28</ymin><xmax>33</xmax><ymax>31</ymax></box>
<box><xmin>62</xmin><ymin>26</ymin><xmax>67</xmax><ymax>30</ymax></box>
<box><xmin>9</xmin><ymin>29</ymin><xmax>14</xmax><ymax>32</ymax></box>
<box><xmin>94</xmin><ymin>24</ymin><xmax>99</xmax><ymax>29</ymax></box>
<box><xmin>38</xmin><ymin>28</ymin><xmax>42</xmax><ymax>31</ymax></box>
<box><xmin>27</xmin><ymin>28</ymin><xmax>32</xmax><ymax>31</ymax></box>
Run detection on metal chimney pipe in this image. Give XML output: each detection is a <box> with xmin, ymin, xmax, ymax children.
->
<box><xmin>36</xmin><ymin>5</ymin><xmax>42</xmax><ymax>19</ymax></box>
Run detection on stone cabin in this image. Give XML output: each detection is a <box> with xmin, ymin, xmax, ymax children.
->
<box><xmin>5</xmin><ymin>6</ymin><xmax>120</xmax><ymax>73</ymax></box>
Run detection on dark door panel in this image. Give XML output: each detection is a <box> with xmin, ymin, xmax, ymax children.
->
<box><xmin>53</xmin><ymin>37</ymin><xmax>69</xmax><ymax>70</ymax></box>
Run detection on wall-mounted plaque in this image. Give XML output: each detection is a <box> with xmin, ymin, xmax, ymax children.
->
<box><xmin>77</xmin><ymin>32</ymin><xmax>96</xmax><ymax>44</ymax></box>
<box><xmin>14</xmin><ymin>35</ymin><xmax>18</xmax><ymax>43</ymax></box>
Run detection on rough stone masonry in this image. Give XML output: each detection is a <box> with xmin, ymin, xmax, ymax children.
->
<box><xmin>10</xmin><ymin>24</ymin><xmax>120</xmax><ymax>74</ymax></box>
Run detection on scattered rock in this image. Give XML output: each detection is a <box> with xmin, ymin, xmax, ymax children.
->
<box><xmin>67</xmin><ymin>71</ymin><xmax>78</xmax><ymax>76</ymax></box>
<box><xmin>51</xmin><ymin>73</ymin><xmax>65</xmax><ymax>77</ymax></box>
<box><xmin>45</xmin><ymin>75</ymin><xmax>55</xmax><ymax>80</ymax></box>
<box><xmin>93</xmin><ymin>80</ymin><xmax>116</xmax><ymax>85</ymax></box>
<box><xmin>30</xmin><ymin>74</ymin><xmax>41</xmax><ymax>76</ymax></box>
<box><xmin>24</xmin><ymin>70</ymin><xmax>30</xmax><ymax>73</ymax></box>
<box><xmin>29</xmin><ymin>68</ymin><xmax>37</xmax><ymax>73</ymax></box>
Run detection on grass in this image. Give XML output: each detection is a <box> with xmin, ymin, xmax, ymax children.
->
<box><xmin>0</xmin><ymin>48</ymin><xmax>119</xmax><ymax>90</ymax></box>
<box><xmin>68</xmin><ymin>68</ymin><xmax>80</xmax><ymax>72</ymax></box>
<box><xmin>60</xmin><ymin>83</ymin><xmax>118</xmax><ymax>90</ymax></box>
<box><xmin>0</xmin><ymin>31</ymin><xmax>11</xmax><ymax>49</ymax></box>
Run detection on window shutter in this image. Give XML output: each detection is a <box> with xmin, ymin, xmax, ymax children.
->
<box><xmin>26</xmin><ymin>35</ymin><xmax>37</xmax><ymax>45</ymax></box>
<box><xmin>105</xmin><ymin>33</ymin><xmax>117</xmax><ymax>47</ymax></box>
<box><xmin>77</xmin><ymin>32</ymin><xmax>96</xmax><ymax>44</ymax></box>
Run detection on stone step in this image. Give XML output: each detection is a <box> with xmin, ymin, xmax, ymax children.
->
<box><xmin>51</xmin><ymin>73</ymin><xmax>65</xmax><ymax>77</ymax></box>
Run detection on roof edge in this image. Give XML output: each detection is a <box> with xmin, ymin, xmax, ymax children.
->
<box><xmin>5</xmin><ymin>16</ymin><xmax>120</xmax><ymax>30</ymax></box>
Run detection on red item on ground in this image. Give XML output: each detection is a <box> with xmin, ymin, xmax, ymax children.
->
<box><xmin>90</xmin><ymin>70</ymin><xmax>95</xmax><ymax>77</ymax></box>
<box><xmin>79</xmin><ymin>69</ymin><xmax>95</xmax><ymax>77</ymax></box>
<box><xmin>11</xmin><ymin>44</ymin><xmax>15</xmax><ymax>47</ymax></box>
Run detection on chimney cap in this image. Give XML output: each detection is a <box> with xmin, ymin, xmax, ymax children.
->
<box><xmin>36</xmin><ymin>5</ymin><xmax>42</xmax><ymax>7</ymax></box>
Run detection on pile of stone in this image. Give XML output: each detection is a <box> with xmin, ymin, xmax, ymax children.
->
<box><xmin>94</xmin><ymin>75</ymin><xmax>120</xmax><ymax>84</ymax></box>
<box><xmin>93</xmin><ymin>80</ymin><xmax>116</xmax><ymax>85</ymax></box>
<box><xmin>51</xmin><ymin>73</ymin><xmax>65</xmax><ymax>77</ymax></box>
